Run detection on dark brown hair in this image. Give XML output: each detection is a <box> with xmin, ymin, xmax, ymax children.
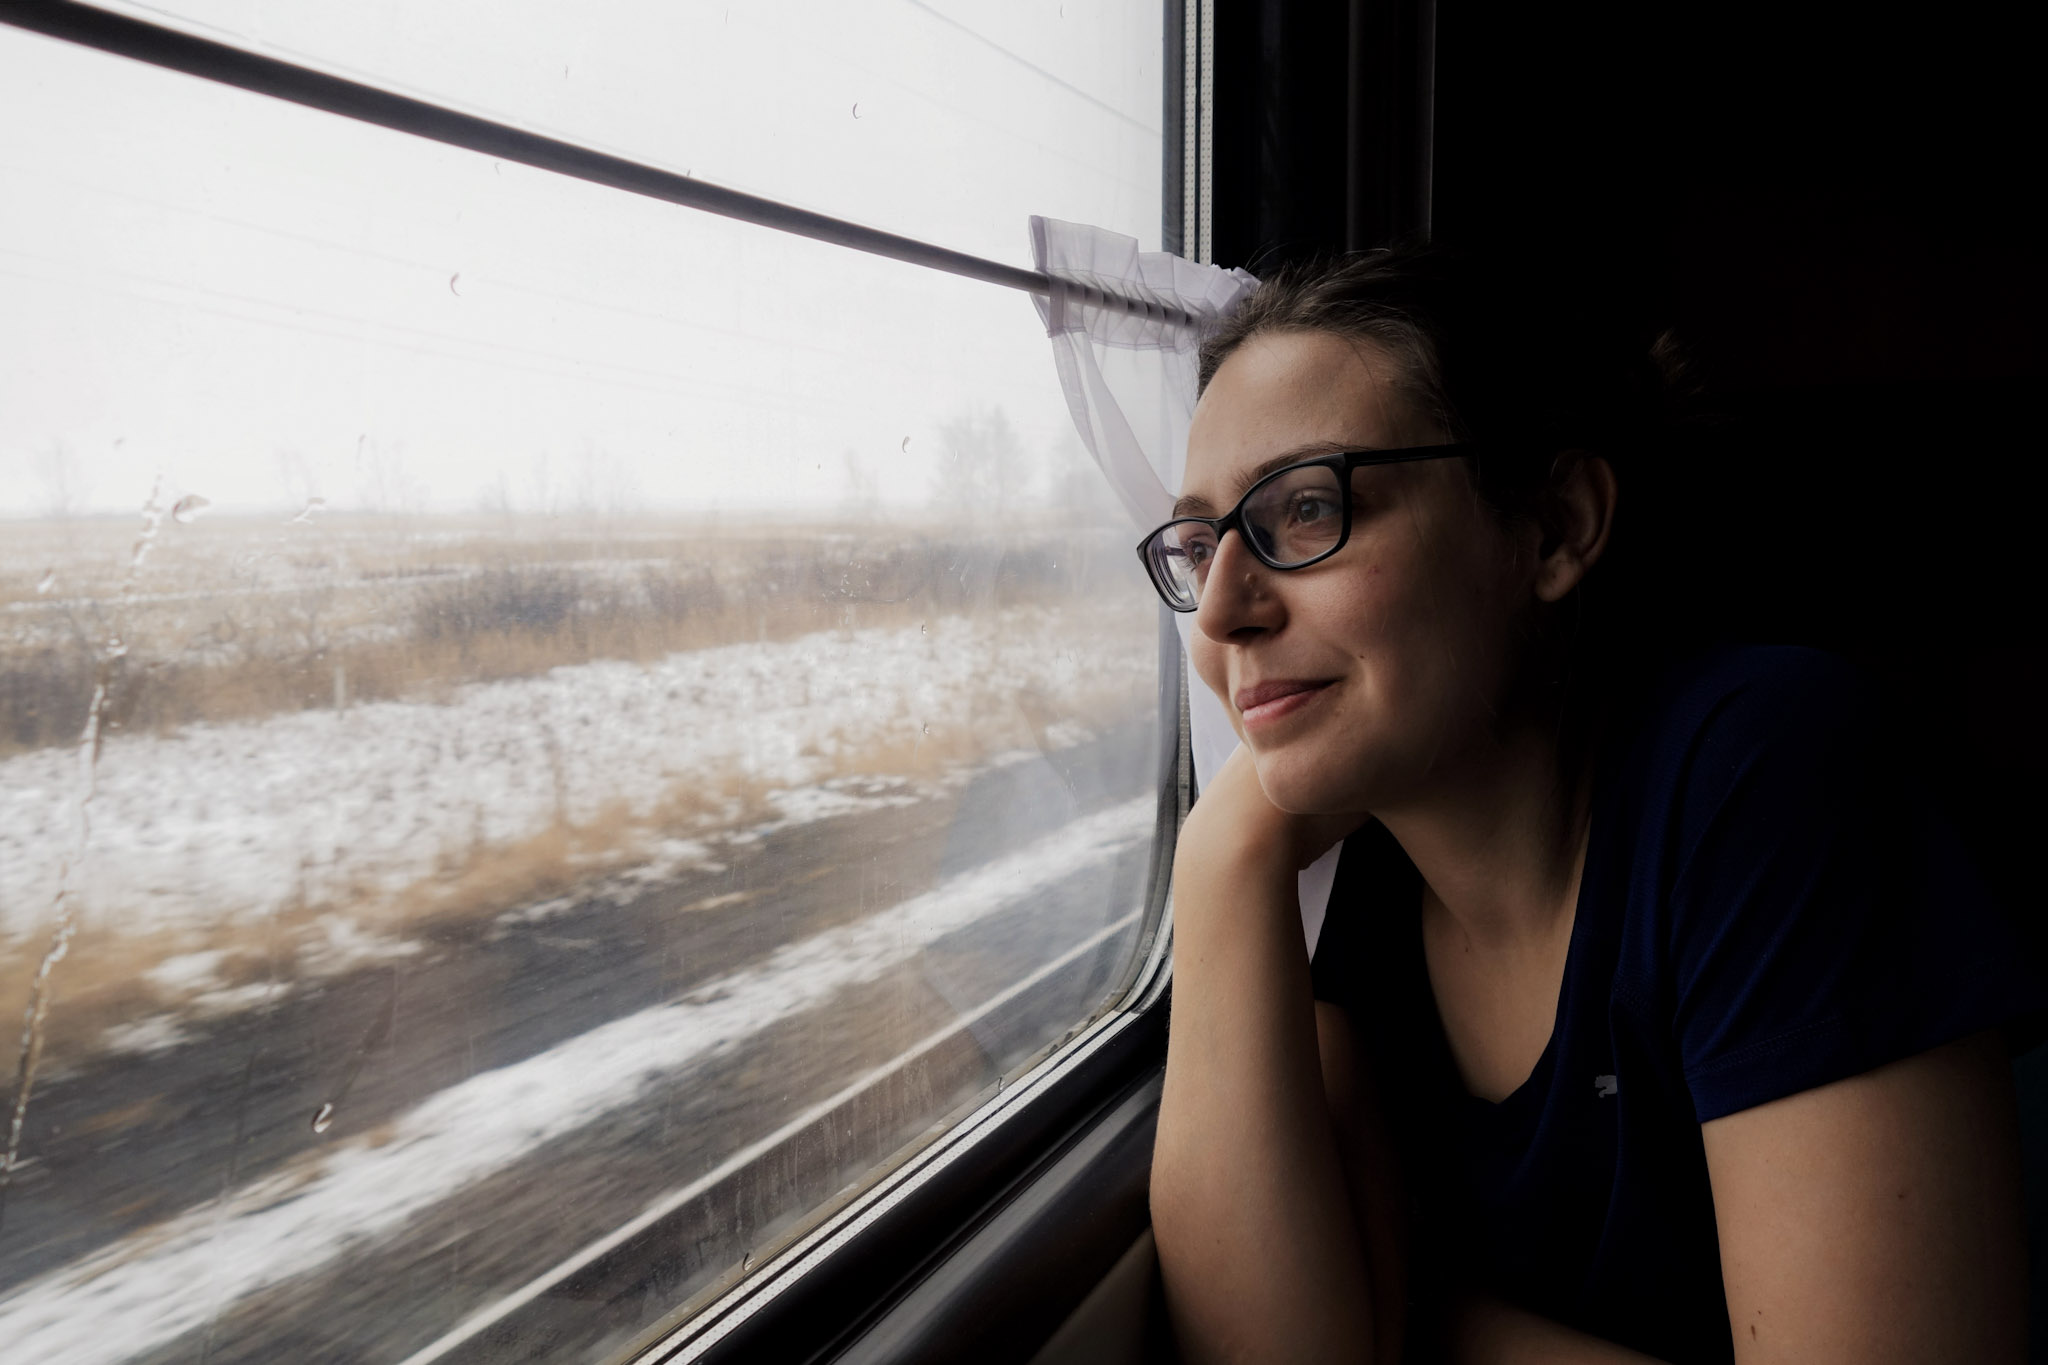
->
<box><xmin>1197</xmin><ymin>242</ymin><xmax>1690</xmax><ymax>531</ymax></box>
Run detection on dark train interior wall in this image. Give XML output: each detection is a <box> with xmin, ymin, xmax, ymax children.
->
<box><xmin>1210</xmin><ymin>1</ymin><xmax>2046</xmax><ymax>975</ymax></box>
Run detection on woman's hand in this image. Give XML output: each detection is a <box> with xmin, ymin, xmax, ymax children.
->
<box><xmin>1179</xmin><ymin>742</ymin><xmax>1370</xmax><ymax>883</ymax></box>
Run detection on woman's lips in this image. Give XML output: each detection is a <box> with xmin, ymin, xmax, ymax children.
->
<box><xmin>1235</xmin><ymin>679</ymin><xmax>1335</xmax><ymax>730</ymax></box>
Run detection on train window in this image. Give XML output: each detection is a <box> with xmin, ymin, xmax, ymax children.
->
<box><xmin>0</xmin><ymin>6</ymin><xmax>1168</xmax><ymax>1362</ymax></box>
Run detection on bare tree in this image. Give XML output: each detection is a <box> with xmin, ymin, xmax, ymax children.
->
<box><xmin>526</xmin><ymin>452</ymin><xmax>561</xmax><ymax>518</ymax></box>
<box><xmin>32</xmin><ymin>439</ymin><xmax>93</xmax><ymax>519</ymax></box>
<box><xmin>1048</xmin><ymin>430</ymin><xmax>1123</xmax><ymax>525</ymax></box>
<box><xmin>929</xmin><ymin>407</ymin><xmax>1034</xmax><ymax>521</ymax></box>
<box><xmin>476</xmin><ymin>469</ymin><xmax>515</xmax><ymax>519</ymax></box>
<box><xmin>274</xmin><ymin>447</ymin><xmax>323</xmax><ymax>517</ymax></box>
<box><xmin>570</xmin><ymin>441</ymin><xmax>637</xmax><ymax>521</ymax></box>
<box><xmin>353</xmin><ymin>435</ymin><xmax>426</xmax><ymax>518</ymax></box>
<box><xmin>841</xmin><ymin>448</ymin><xmax>882</xmax><ymax>521</ymax></box>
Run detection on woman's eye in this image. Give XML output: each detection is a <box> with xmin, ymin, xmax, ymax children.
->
<box><xmin>1289</xmin><ymin>493</ymin><xmax>1337</xmax><ymax>524</ymax></box>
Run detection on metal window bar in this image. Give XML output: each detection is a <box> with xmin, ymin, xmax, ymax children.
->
<box><xmin>1197</xmin><ymin>0</ymin><xmax>1213</xmax><ymax>266</ymax></box>
<box><xmin>0</xmin><ymin>0</ymin><xmax>1199</xmax><ymax>326</ymax></box>
<box><xmin>1183</xmin><ymin>0</ymin><xmax>1200</xmax><ymax>263</ymax></box>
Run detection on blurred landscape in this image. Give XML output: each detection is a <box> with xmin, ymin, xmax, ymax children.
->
<box><xmin>0</xmin><ymin>507</ymin><xmax>1161</xmax><ymax>1363</ymax></box>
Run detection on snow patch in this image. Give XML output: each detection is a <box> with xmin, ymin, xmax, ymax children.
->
<box><xmin>0</xmin><ymin>798</ymin><xmax>1153</xmax><ymax>1364</ymax></box>
<box><xmin>143</xmin><ymin>950</ymin><xmax>229</xmax><ymax>995</ymax></box>
<box><xmin>0</xmin><ymin>607</ymin><xmax>1147</xmax><ymax>953</ymax></box>
<box><xmin>99</xmin><ymin>1015</ymin><xmax>190</xmax><ymax>1057</ymax></box>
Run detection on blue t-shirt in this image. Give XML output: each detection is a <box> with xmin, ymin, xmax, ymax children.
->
<box><xmin>1309</xmin><ymin>645</ymin><xmax>2048</xmax><ymax>1365</ymax></box>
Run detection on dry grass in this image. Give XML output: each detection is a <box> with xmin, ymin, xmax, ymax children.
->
<box><xmin>2</xmin><ymin>518</ymin><xmax>1144</xmax><ymax>757</ymax></box>
<box><xmin>0</xmin><ymin>662</ymin><xmax>1148</xmax><ymax>1072</ymax></box>
<box><xmin>1</xmin><ymin>514</ymin><xmax>1154</xmax><ymax>1068</ymax></box>
<box><xmin>0</xmin><ymin>917</ymin><xmax>291</xmax><ymax>1070</ymax></box>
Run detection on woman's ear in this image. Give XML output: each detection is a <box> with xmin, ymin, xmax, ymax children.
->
<box><xmin>1533</xmin><ymin>452</ymin><xmax>1618</xmax><ymax>603</ymax></box>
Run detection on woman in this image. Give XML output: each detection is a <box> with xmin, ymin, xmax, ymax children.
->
<box><xmin>1143</xmin><ymin>246</ymin><xmax>2048</xmax><ymax>1364</ymax></box>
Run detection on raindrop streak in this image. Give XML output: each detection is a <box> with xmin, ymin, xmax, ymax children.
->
<box><xmin>1</xmin><ymin>481</ymin><xmax>166</xmax><ymax>1233</ymax></box>
<box><xmin>309</xmin><ymin>968</ymin><xmax>399</xmax><ymax>1139</ymax></box>
<box><xmin>170</xmin><ymin>493</ymin><xmax>211</xmax><ymax>524</ymax></box>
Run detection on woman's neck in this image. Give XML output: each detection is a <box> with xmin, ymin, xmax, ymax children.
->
<box><xmin>1375</xmin><ymin>712</ymin><xmax>1597</xmax><ymax>958</ymax></box>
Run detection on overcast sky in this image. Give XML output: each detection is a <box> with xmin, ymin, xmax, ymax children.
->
<box><xmin>0</xmin><ymin>1</ymin><xmax>1162</xmax><ymax>518</ymax></box>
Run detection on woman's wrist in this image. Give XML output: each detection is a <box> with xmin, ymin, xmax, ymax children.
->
<box><xmin>1172</xmin><ymin>813</ymin><xmax>1298</xmax><ymax>896</ymax></box>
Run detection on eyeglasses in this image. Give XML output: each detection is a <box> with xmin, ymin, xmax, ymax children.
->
<box><xmin>1135</xmin><ymin>444</ymin><xmax>1473</xmax><ymax>612</ymax></box>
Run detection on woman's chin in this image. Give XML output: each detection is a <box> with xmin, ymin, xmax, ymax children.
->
<box><xmin>1250</xmin><ymin>751</ymin><xmax>1365</xmax><ymax>818</ymax></box>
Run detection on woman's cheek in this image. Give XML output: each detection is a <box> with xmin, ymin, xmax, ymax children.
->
<box><xmin>1187</xmin><ymin>636</ymin><xmax>1233</xmax><ymax>711</ymax></box>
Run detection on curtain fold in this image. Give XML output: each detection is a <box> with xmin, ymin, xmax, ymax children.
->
<box><xmin>1029</xmin><ymin>216</ymin><xmax>1341</xmax><ymax>953</ymax></box>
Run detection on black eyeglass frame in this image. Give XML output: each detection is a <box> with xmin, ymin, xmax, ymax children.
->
<box><xmin>1135</xmin><ymin>444</ymin><xmax>1475</xmax><ymax>612</ymax></box>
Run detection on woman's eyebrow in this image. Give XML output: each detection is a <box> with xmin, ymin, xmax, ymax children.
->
<box><xmin>1172</xmin><ymin>442</ymin><xmax>1366</xmax><ymax>518</ymax></box>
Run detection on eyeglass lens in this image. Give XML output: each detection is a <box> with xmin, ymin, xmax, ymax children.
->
<box><xmin>1148</xmin><ymin>462</ymin><xmax>1347</xmax><ymax>608</ymax></box>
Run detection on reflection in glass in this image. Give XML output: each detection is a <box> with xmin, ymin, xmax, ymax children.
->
<box><xmin>0</xmin><ymin>26</ymin><xmax>1160</xmax><ymax>1363</ymax></box>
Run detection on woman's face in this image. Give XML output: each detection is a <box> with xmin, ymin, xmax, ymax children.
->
<box><xmin>1183</xmin><ymin>329</ymin><xmax>1541</xmax><ymax>815</ymax></box>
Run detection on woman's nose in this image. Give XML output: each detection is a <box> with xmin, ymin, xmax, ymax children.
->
<box><xmin>1192</xmin><ymin>530</ymin><xmax>1282</xmax><ymax>640</ymax></box>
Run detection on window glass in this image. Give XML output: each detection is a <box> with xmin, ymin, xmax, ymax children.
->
<box><xmin>72</xmin><ymin>0</ymin><xmax>1165</xmax><ymax>266</ymax></box>
<box><xmin>0</xmin><ymin>23</ymin><xmax>1161</xmax><ymax>1363</ymax></box>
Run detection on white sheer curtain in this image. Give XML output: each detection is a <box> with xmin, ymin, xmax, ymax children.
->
<box><xmin>1029</xmin><ymin>216</ymin><xmax>1342</xmax><ymax>952</ymax></box>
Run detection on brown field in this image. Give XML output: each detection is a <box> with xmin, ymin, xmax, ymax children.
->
<box><xmin>1</xmin><ymin>509</ymin><xmax>1156</xmax><ymax>1068</ymax></box>
<box><xmin>2</xmin><ymin>510</ymin><xmax>1143</xmax><ymax>756</ymax></box>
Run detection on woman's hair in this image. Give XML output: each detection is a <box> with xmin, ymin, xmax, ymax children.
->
<box><xmin>1197</xmin><ymin>243</ymin><xmax>1699</xmax><ymax>738</ymax></box>
<box><xmin>1197</xmin><ymin>242</ymin><xmax>1691</xmax><ymax>530</ymax></box>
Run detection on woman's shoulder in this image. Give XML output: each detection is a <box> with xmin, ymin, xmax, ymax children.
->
<box><xmin>1614</xmin><ymin>643</ymin><xmax>1878</xmax><ymax>783</ymax></box>
<box><xmin>1589</xmin><ymin>642</ymin><xmax>1899</xmax><ymax>893</ymax></box>
<box><xmin>1653</xmin><ymin>641</ymin><xmax>1869</xmax><ymax>724</ymax></box>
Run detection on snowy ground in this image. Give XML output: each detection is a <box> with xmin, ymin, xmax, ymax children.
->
<box><xmin>0</xmin><ymin>797</ymin><xmax>1153</xmax><ymax>1365</ymax></box>
<box><xmin>0</xmin><ymin>601</ymin><xmax>1151</xmax><ymax>967</ymax></box>
<box><xmin>0</xmin><ymin>530</ymin><xmax>1164</xmax><ymax>1362</ymax></box>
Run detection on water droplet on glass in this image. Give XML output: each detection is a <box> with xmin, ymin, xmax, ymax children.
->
<box><xmin>35</xmin><ymin>568</ymin><xmax>56</xmax><ymax>595</ymax></box>
<box><xmin>921</xmin><ymin>724</ymin><xmax>931</xmax><ymax>736</ymax></box>
<box><xmin>741</xmin><ymin>1252</ymin><xmax>755</xmax><ymax>1272</ymax></box>
<box><xmin>103</xmin><ymin>637</ymin><xmax>128</xmax><ymax>660</ymax></box>
<box><xmin>919</xmin><ymin>621</ymin><xmax>927</xmax><ymax>635</ymax></box>
<box><xmin>900</xmin><ymin>436</ymin><xmax>911</xmax><ymax>452</ymax></box>
<box><xmin>170</xmin><ymin>493</ymin><xmax>210</xmax><ymax>524</ymax></box>
<box><xmin>286</xmin><ymin>496</ymin><xmax>327</xmax><ymax>525</ymax></box>
<box><xmin>311</xmin><ymin>1103</ymin><xmax>336</xmax><ymax>1134</ymax></box>
<box><xmin>448</xmin><ymin>272</ymin><xmax>462</xmax><ymax>296</ymax></box>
